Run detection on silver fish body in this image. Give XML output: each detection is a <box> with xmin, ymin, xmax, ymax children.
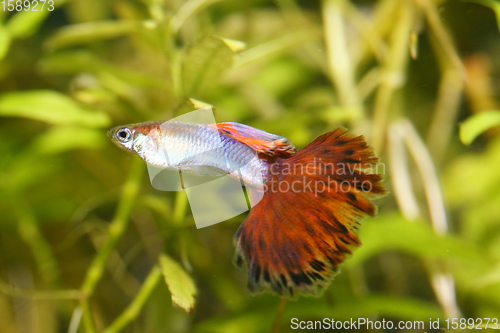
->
<box><xmin>108</xmin><ymin>121</ymin><xmax>267</xmax><ymax>188</ymax></box>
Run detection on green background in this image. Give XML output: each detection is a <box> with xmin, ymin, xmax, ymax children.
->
<box><xmin>1</xmin><ymin>0</ymin><xmax>500</xmax><ymax>332</ymax></box>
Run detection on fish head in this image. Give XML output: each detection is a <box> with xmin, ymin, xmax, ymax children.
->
<box><xmin>108</xmin><ymin>122</ymin><xmax>164</xmax><ymax>163</ymax></box>
<box><xmin>107</xmin><ymin>125</ymin><xmax>137</xmax><ymax>153</ymax></box>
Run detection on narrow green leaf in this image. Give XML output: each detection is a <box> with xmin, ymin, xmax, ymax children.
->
<box><xmin>29</xmin><ymin>126</ymin><xmax>106</xmax><ymax>155</ymax></box>
<box><xmin>159</xmin><ymin>253</ymin><xmax>197</xmax><ymax>312</ymax></box>
<box><xmin>38</xmin><ymin>51</ymin><xmax>171</xmax><ymax>89</ymax></box>
<box><xmin>285</xmin><ymin>294</ymin><xmax>443</xmax><ymax>321</ymax></box>
<box><xmin>347</xmin><ymin>213</ymin><xmax>482</xmax><ymax>266</ymax></box>
<box><xmin>0</xmin><ymin>24</ymin><xmax>11</xmax><ymax>60</ymax></box>
<box><xmin>181</xmin><ymin>35</ymin><xmax>237</xmax><ymax>98</ymax></box>
<box><xmin>6</xmin><ymin>9</ymin><xmax>51</xmax><ymax>39</ymax></box>
<box><xmin>218</xmin><ymin>37</ymin><xmax>246</xmax><ymax>53</ymax></box>
<box><xmin>0</xmin><ymin>90</ymin><xmax>110</xmax><ymax>127</ymax></box>
<box><xmin>320</xmin><ymin>106</ymin><xmax>363</xmax><ymax>123</ymax></box>
<box><xmin>233</xmin><ymin>31</ymin><xmax>316</xmax><ymax>68</ymax></box>
<box><xmin>38</xmin><ymin>50</ymin><xmax>102</xmax><ymax>74</ymax></box>
<box><xmin>444</xmin><ymin>137</ymin><xmax>500</xmax><ymax>206</ymax></box>
<box><xmin>195</xmin><ymin>313</ymin><xmax>270</xmax><ymax>333</ymax></box>
<box><xmin>4</xmin><ymin>153</ymin><xmax>62</xmax><ymax>191</ymax></box>
<box><xmin>44</xmin><ymin>20</ymin><xmax>142</xmax><ymax>50</ymax></box>
<box><xmin>474</xmin><ymin>263</ymin><xmax>500</xmax><ymax>288</ymax></box>
<box><xmin>169</xmin><ymin>0</ymin><xmax>222</xmax><ymax>33</ymax></box>
<box><xmin>459</xmin><ymin>110</ymin><xmax>500</xmax><ymax>145</ymax></box>
<box><xmin>189</xmin><ymin>98</ymin><xmax>213</xmax><ymax>109</ymax></box>
<box><xmin>249</xmin><ymin>58</ymin><xmax>313</xmax><ymax>97</ymax></box>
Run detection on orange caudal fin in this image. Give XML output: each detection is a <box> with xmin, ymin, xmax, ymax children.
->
<box><xmin>234</xmin><ymin>128</ymin><xmax>386</xmax><ymax>297</ymax></box>
<box><xmin>215</xmin><ymin>122</ymin><xmax>296</xmax><ymax>158</ymax></box>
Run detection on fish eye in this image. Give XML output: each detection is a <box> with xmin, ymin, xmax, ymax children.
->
<box><xmin>116</xmin><ymin>128</ymin><xmax>132</xmax><ymax>142</ymax></box>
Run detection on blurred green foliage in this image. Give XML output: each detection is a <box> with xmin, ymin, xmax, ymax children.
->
<box><xmin>1</xmin><ymin>0</ymin><xmax>500</xmax><ymax>332</ymax></box>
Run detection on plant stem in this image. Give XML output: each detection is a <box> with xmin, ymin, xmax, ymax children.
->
<box><xmin>171</xmin><ymin>190</ymin><xmax>188</xmax><ymax>226</ymax></box>
<box><xmin>394</xmin><ymin>119</ymin><xmax>461</xmax><ymax>318</ymax></box>
<box><xmin>169</xmin><ymin>0</ymin><xmax>221</xmax><ymax>34</ymax></box>
<box><xmin>371</xmin><ymin>0</ymin><xmax>414</xmax><ymax>152</ymax></box>
<box><xmin>322</xmin><ymin>0</ymin><xmax>361</xmax><ymax>109</ymax></box>
<box><xmin>102</xmin><ymin>266</ymin><xmax>162</xmax><ymax>333</ymax></box>
<box><xmin>271</xmin><ymin>298</ymin><xmax>287</xmax><ymax>333</ymax></box>
<box><xmin>79</xmin><ymin>158</ymin><xmax>144</xmax><ymax>333</ymax></box>
<box><xmin>95</xmin><ymin>187</ymin><xmax>190</xmax><ymax>333</ymax></box>
<box><xmin>8</xmin><ymin>189</ymin><xmax>61</xmax><ymax>288</ymax></box>
<box><xmin>426</xmin><ymin>63</ymin><xmax>463</xmax><ymax>167</ymax></box>
<box><xmin>413</xmin><ymin>0</ymin><xmax>464</xmax><ymax>78</ymax></box>
<box><xmin>0</xmin><ymin>277</ymin><xmax>80</xmax><ymax>299</ymax></box>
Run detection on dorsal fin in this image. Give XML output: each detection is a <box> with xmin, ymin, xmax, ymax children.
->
<box><xmin>214</xmin><ymin>122</ymin><xmax>296</xmax><ymax>157</ymax></box>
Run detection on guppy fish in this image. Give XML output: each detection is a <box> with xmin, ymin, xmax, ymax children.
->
<box><xmin>108</xmin><ymin>121</ymin><xmax>385</xmax><ymax>297</ymax></box>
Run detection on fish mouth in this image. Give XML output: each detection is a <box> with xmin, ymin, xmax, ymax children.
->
<box><xmin>106</xmin><ymin>129</ymin><xmax>114</xmax><ymax>139</ymax></box>
<box><xmin>107</xmin><ymin>126</ymin><xmax>119</xmax><ymax>140</ymax></box>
